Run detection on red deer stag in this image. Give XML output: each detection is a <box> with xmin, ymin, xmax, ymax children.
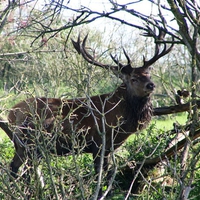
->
<box><xmin>0</xmin><ymin>29</ymin><xmax>173</xmax><ymax>198</ymax></box>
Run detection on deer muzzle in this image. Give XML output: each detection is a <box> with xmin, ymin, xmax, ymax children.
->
<box><xmin>146</xmin><ymin>82</ymin><xmax>155</xmax><ymax>91</ymax></box>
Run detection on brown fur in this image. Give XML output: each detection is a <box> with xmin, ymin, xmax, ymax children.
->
<box><xmin>5</xmin><ymin>78</ymin><xmax>154</xmax><ymax>197</ymax></box>
<box><xmin>7</xmin><ymin>83</ymin><xmax>153</xmax><ymax>158</ymax></box>
<box><xmin>0</xmin><ymin>33</ymin><xmax>173</xmax><ymax>198</ymax></box>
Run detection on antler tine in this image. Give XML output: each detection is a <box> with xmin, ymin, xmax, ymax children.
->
<box><xmin>157</xmin><ymin>38</ymin><xmax>174</xmax><ymax>57</ymax></box>
<box><xmin>154</xmin><ymin>28</ymin><xmax>166</xmax><ymax>53</ymax></box>
<box><xmin>72</xmin><ymin>34</ymin><xmax>112</xmax><ymax>69</ymax></box>
<box><xmin>110</xmin><ymin>53</ymin><xmax>123</xmax><ymax>68</ymax></box>
<box><xmin>81</xmin><ymin>34</ymin><xmax>94</xmax><ymax>60</ymax></box>
<box><xmin>110</xmin><ymin>48</ymin><xmax>132</xmax><ymax>68</ymax></box>
<box><xmin>72</xmin><ymin>34</ymin><xmax>134</xmax><ymax>74</ymax></box>
<box><xmin>71</xmin><ymin>33</ymin><xmax>81</xmax><ymax>54</ymax></box>
<box><xmin>142</xmin><ymin>27</ymin><xmax>174</xmax><ymax>68</ymax></box>
<box><xmin>110</xmin><ymin>50</ymin><xmax>134</xmax><ymax>74</ymax></box>
<box><xmin>142</xmin><ymin>25</ymin><xmax>156</xmax><ymax>38</ymax></box>
<box><xmin>123</xmin><ymin>48</ymin><xmax>131</xmax><ymax>66</ymax></box>
<box><xmin>157</xmin><ymin>28</ymin><xmax>166</xmax><ymax>41</ymax></box>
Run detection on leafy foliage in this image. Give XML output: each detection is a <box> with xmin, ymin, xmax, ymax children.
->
<box><xmin>0</xmin><ymin>0</ymin><xmax>200</xmax><ymax>199</ymax></box>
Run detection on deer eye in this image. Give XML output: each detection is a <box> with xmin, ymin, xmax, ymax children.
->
<box><xmin>131</xmin><ymin>78</ymin><xmax>138</xmax><ymax>83</ymax></box>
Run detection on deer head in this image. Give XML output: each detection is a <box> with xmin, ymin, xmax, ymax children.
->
<box><xmin>71</xmin><ymin>28</ymin><xmax>173</xmax><ymax>98</ymax></box>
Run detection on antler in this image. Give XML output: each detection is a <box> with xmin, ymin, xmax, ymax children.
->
<box><xmin>142</xmin><ymin>26</ymin><xmax>174</xmax><ymax>68</ymax></box>
<box><xmin>110</xmin><ymin>48</ymin><xmax>131</xmax><ymax>67</ymax></box>
<box><xmin>71</xmin><ymin>34</ymin><xmax>133</xmax><ymax>74</ymax></box>
<box><xmin>71</xmin><ymin>34</ymin><xmax>109</xmax><ymax>69</ymax></box>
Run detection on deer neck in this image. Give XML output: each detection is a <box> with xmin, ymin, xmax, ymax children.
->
<box><xmin>114</xmin><ymin>84</ymin><xmax>153</xmax><ymax>133</ymax></box>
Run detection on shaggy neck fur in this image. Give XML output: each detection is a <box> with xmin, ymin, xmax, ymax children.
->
<box><xmin>116</xmin><ymin>85</ymin><xmax>153</xmax><ymax>133</ymax></box>
<box><xmin>124</xmin><ymin>94</ymin><xmax>152</xmax><ymax>132</ymax></box>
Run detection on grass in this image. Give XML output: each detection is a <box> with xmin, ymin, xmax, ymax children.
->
<box><xmin>0</xmin><ymin>89</ymin><xmax>190</xmax><ymax>199</ymax></box>
<box><xmin>151</xmin><ymin>112</ymin><xmax>188</xmax><ymax>130</ymax></box>
<box><xmin>126</xmin><ymin>112</ymin><xmax>188</xmax><ymax>143</ymax></box>
<box><xmin>0</xmin><ymin>109</ymin><xmax>195</xmax><ymax>199</ymax></box>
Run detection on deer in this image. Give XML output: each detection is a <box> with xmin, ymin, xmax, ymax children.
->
<box><xmin>0</xmin><ymin>28</ymin><xmax>173</xmax><ymax>199</ymax></box>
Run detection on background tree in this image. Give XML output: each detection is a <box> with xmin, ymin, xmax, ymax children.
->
<box><xmin>0</xmin><ymin>0</ymin><xmax>200</xmax><ymax>199</ymax></box>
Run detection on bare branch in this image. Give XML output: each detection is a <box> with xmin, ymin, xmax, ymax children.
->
<box><xmin>153</xmin><ymin>100</ymin><xmax>200</xmax><ymax>116</ymax></box>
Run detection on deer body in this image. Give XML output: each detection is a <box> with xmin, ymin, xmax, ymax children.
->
<box><xmin>1</xmin><ymin>30</ymin><xmax>173</xmax><ymax>198</ymax></box>
<box><xmin>8</xmin><ymin>82</ymin><xmax>153</xmax><ymax>175</ymax></box>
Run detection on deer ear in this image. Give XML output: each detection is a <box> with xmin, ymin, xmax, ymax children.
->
<box><xmin>111</xmin><ymin>65</ymin><xmax>133</xmax><ymax>80</ymax></box>
<box><xmin>121</xmin><ymin>65</ymin><xmax>133</xmax><ymax>75</ymax></box>
<box><xmin>109</xmin><ymin>67</ymin><xmax>126</xmax><ymax>81</ymax></box>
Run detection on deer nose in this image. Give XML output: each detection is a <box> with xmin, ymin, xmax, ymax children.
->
<box><xmin>146</xmin><ymin>83</ymin><xmax>155</xmax><ymax>90</ymax></box>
